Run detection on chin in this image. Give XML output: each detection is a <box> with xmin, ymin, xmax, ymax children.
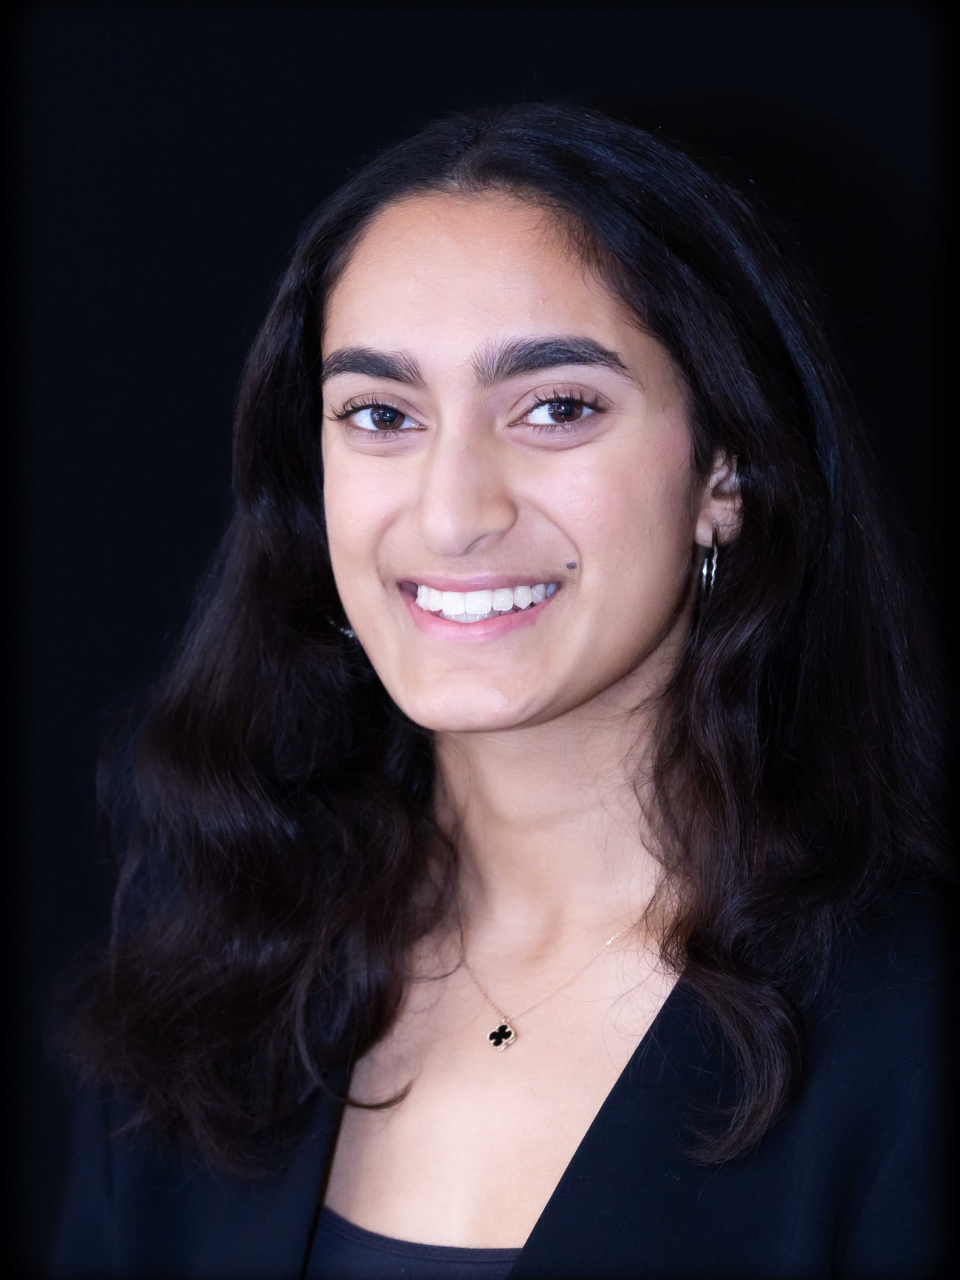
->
<box><xmin>396</xmin><ymin>683</ymin><xmax>540</xmax><ymax>734</ymax></box>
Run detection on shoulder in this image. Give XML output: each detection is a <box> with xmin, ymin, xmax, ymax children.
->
<box><xmin>813</xmin><ymin>882</ymin><xmax>957</xmax><ymax>1040</ymax></box>
<box><xmin>791</xmin><ymin>881</ymin><xmax>957</xmax><ymax>1183</ymax></box>
<box><xmin>797</xmin><ymin>884</ymin><xmax>959</xmax><ymax>1276</ymax></box>
<box><xmin>50</xmin><ymin>1072</ymin><xmax>349</xmax><ymax>1278</ymax></box>
<box><xmin>801</xmin><ymin>881</ymin><xmax>958</xmax><ymax>1101</ymax></box>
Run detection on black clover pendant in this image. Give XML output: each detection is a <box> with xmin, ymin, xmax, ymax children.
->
<box><xmin>488</xmin><ymin>1022</ymin><xmax>516</xmax><ymax>1051</ymax></box>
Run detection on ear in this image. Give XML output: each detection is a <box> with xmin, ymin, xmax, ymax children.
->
<box><xmin>695</xmin><ymin>450</ymin><xmax>741</xmax><ymax>548</ymax></box>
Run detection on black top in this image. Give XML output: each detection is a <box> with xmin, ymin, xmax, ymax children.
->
<box><xmin>50</xmin><ymin>887</ymin><xmax>957</xmax><ymax>1278</ymax></box>
<box><xmin>307</xmin><ymin>1205</ymin><xmax>521</xmax><ymax>1278</ymax></box>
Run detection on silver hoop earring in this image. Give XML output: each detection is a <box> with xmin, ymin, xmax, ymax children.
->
<box><xmin>700</xmin><ymin>526</ymin><xmax>720</xmax><ymax>600</ymax></box>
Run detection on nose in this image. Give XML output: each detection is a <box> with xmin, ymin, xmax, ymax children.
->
<box><xmin>414</xmin><ymin>424</ymin><xmax>518</xmax><ymax>558</ymax></box>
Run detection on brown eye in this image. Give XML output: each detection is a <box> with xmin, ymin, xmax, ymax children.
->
<box><xmin>525</xmin><ymin>397</ymin><xmax>597</xmax><ymax>429</ymax></box>
<box><xmin>547</xmin><ymin>399</ymin><xmax>584</xmax><ymax>423</ymax></box>
<box><xmin>370</xmin><ymin>406</ymin><xmax>403</xmax><ymax>428</ymax></box>
<box><xmin>346</xmin><ymin>403</ymin><xmax>415</xmax><ymax>432</ymax></box>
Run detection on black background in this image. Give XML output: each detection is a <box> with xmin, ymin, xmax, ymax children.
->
<box><xmin>7</xmin><ymin>1</ymin><xmax>951</xmax><ymax>1272</ymax></box>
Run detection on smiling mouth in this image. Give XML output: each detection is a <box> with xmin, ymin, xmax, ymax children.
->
<box><xmin>400</xmin><ymin>581</ymin><xmax>560</xmax><ymax>624</ymax></box>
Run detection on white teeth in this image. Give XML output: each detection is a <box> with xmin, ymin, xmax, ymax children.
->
<box><xmin>413</xmin><ymin>581</ymin><xmax>559</xmax><ymax>620</ymax></box>
<box><xmin>464</xmin><ymin>590</ymin><xmax>493</xmax><ymax>615</ymax></box>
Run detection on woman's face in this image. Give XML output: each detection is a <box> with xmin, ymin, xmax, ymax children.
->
<box><xmin>321</xmin><ymin>193</ymin><xmax>730</xmax><ymax>733</ymax></box>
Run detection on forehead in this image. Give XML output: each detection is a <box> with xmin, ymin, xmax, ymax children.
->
<box><xmin>322</xmin><ymin>193</ymin><xmax>635</xmax><ymax>356</ymax></box>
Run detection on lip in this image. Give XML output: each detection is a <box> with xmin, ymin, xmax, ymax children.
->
<box><xmin>398</xmin><ymin>573</ymin><xmax>561</xmax><ymax>593</ymax></box>
<box><xmin>400</xmin><ymin>582</ymin><xmax>562</xmax><ymax>641</ymax></box>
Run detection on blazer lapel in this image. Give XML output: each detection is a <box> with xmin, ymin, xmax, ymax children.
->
<box><xmin>116</xmin><ymin>1067</ymin><xmax>351</xmax><ymax>1279</ymax></box>
<box><xmin>508</xmin><ymin>981</ymin><xmax>723</xmax><ymax>1278</ymax></box>
<box><xmin>195</xmin><ymin>1073</ymin><xmax>349</xmax><ymax>1279</ymax></box>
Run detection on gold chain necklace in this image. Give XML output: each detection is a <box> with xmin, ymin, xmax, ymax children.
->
<box><xmin>462</xmin><ymin>925</ymin><xmax>633</xmax><ymax>1051</ymax></box>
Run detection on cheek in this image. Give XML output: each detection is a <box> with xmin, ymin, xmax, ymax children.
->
<box><xmin>323</xmin><ymin>453</ymin><xmax>400</xmax><ymax>580</ymax></box>
<box><xmin>559</xmin><ymin>431</ymin><xmax>695</xmax><ymax>590</ymax></box>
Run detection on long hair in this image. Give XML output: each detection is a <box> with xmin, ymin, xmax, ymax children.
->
<box><xmin>59</xmin><ymin>102</ymin><xmax>948</xmax><ymax>1174</ymax></box>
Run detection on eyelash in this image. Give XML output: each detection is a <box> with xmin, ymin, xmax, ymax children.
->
<box><xmin>331</xmin><ymin>390</ymin><xmax>607</xmax><ymax>437</ymax></box>
<box><xmin>522</xmin><ymin>390</ymin><xmax>607</xmax><ymax>433</ymax></box>
<box><xmin>330</xmin><ymin>395</ymin><xmax>413</xmax><ymax>433</ymax></box>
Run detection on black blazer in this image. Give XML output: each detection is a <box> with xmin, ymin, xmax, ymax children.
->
<box><xmin>51</xmin><ymin>889</ymin><xmax>955</xmax><ymax>1279</ymax></box>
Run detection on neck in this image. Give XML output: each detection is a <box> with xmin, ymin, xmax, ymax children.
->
<box><xmin>433</xmin><ymin>669</ymin><xmax>668</xmax><ymax>967</ymax></box>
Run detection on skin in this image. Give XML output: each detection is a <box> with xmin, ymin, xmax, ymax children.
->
<box><xmin>319</xmin><ymin>192</ymin><xmax>740</xmax><ymax>1247</ymax></box>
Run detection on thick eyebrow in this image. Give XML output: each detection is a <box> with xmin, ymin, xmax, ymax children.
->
<box><xmin>320</xmin><ymin>346</ymin><xmax>425</xmax><ymax>387</ymax></box>
<box><xmin>320</xmin><ymin>335</ymin><xmax>633</xmax><ymax>391</ymax></box>
<box><xmin>472</xmin><ymin>335</ymin><xmax>632</xmax><ymax>387</ymax></box>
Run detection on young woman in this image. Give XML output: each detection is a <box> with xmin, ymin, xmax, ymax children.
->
<box><xmin>53</xmin><ymin>103</ymin><xmax>952</xmax><ymax>1279</ymax></box>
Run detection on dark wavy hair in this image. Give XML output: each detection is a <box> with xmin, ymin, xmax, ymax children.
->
<box><xmin>59</xmin><ymin>102</ymin><xmax>948</xmax><ymax>1174</ymax></box>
